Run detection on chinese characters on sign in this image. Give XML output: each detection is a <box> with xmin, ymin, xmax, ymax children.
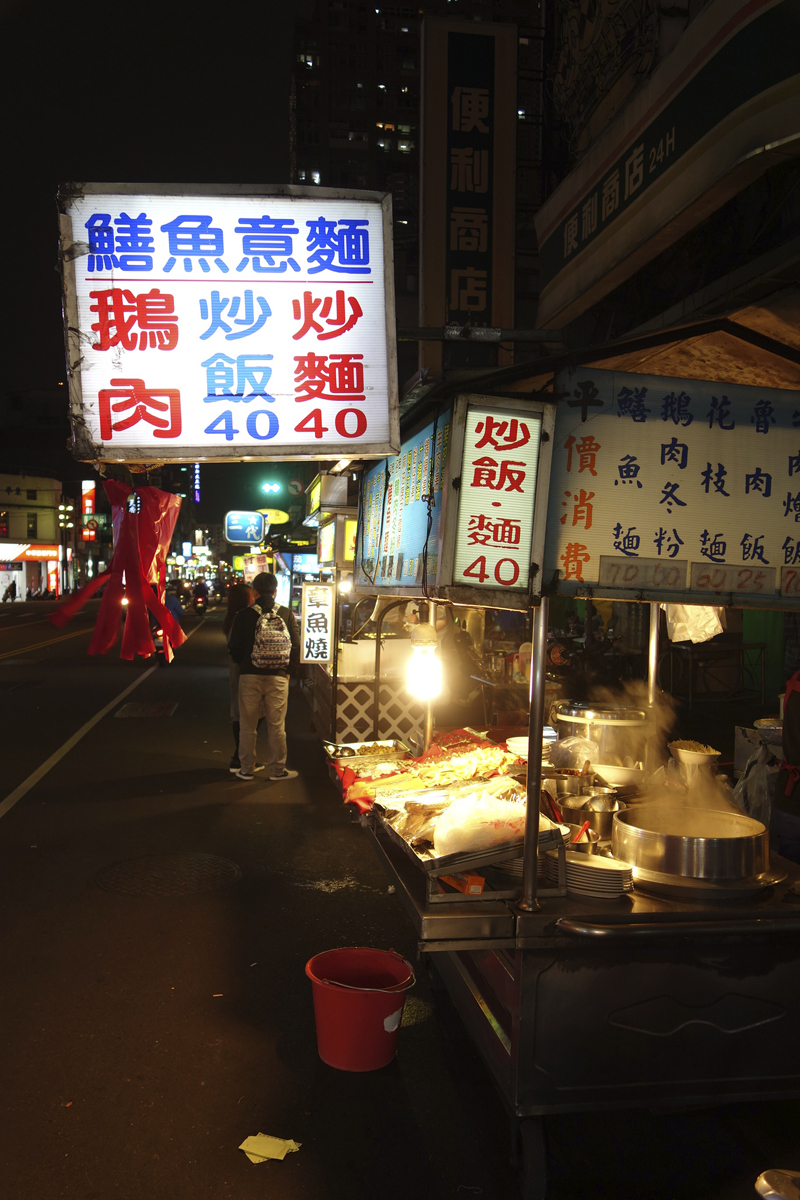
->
<box><xmin>545</xmin><ymin>368</ymin><xmax>799</xmax><ymax>599</ymax></box>
<box><xmin>224</xmin><ymin>510</ymin><xmax>266</xmax><ymax>546</ymax></box>
<box><xmin>446</xmin><ymin>34</ymin><xmax>494</xmax><ymax>330</ymax></box>
<box><xmin>453</xmin><ymin>407</ymin><xmax>543</xmax><ymax>590</ymax></box>
<box><xmin>357</xmin><ymin>415</ymin><xmax>451</xmax><ymax>588</ymax></box>
<box><xmin>300</xmin><ymin>582</ymin><xmax>334</xmax><ymax>664</ymax></box>
<box><xmin>60</xmin><ymin>188</ymin><xmax>396</xmax><ymax>459</ymax></box>
<box><xmin>561</xmin><ymin>128</ymin><xmax>676</xmax><ymax>264</ymax></box>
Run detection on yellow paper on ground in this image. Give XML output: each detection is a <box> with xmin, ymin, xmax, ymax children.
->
<box><xmin>239</xmin><ymin>1133</ymin><xmax>301</xmax><ymax>1163</ymax></box>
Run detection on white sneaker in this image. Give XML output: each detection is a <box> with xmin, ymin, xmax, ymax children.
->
<box><xmin>269</xmin><ymin>768</ymin><xmax>298</xmax><ymax>781</ymax></box>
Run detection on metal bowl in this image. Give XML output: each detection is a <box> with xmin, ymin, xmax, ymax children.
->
<box><xmin>562</xmin><ymin>821</ymin><xmax>600</xmax><ymax>853</ymax></box>
<box><xmin>612</xmin><ymin>804</ymin><xmax>768</xmax><ymax>881</ymax></box>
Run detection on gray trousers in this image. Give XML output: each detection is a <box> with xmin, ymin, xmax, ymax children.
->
<box><xmin>238</xmin><ymin>673</ymin><xmax>289</xmax><ymax>775</ymax></box>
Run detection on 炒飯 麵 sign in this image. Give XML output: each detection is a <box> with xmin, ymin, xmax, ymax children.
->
<box><xmin>544</xmin><ymin>367</ymin><xmax>800</xmax><ymax>607</ymax></box>
<box><xmin>58</xmin><ymin>183</ymin><xmax>399</xmax><ymax>463</ymax></box>
<box><xmin>300</xmin><ymin>581</ymin><xmax>334</xmax><ymax>664</ymax></box>
<box><xmin>438</xmin><ymin>395</ymin><xmax>555</xmax><ymax>608</ymax></box>
<box><xmin>354</xmin><ymin>395</ymin><xmax>556</xmax><ymax>610</ymax></box>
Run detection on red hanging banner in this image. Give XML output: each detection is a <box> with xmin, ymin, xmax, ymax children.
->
<box><xmin>51</xmin><ymin>482</ymin><xmax>186</xmax><ymax>661</ymax></box>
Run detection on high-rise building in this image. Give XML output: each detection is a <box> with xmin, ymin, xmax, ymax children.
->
<box><xmin>290</xmin><ymin>1</ymin><xmax>545</xmax><ymax>387</ymax></box>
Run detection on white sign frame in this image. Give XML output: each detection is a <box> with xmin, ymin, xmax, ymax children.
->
<box><xmin>544</xmin><ymin>366</ymin><xmax>800</xmax><ymax>609</ymax></box>
<box><xmin>58</xmin><ymin>182</ymin><xmax>400</xmax><ymax>463</ymax></box>
<box><xmin>437</xmin><ymin>394</ymin><xmax>556</xmax><ymax>609</ymax></box>
<box><xmin>300</xmin><ymin>580</ymin><xmax>334</xmax><ymax>664</ymax></box>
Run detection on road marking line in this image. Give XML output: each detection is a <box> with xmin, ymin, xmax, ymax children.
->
<box><xmin>0</xmin><ymin>620</ymin><xmax>204</xmax><ymax>821</ymax></box>
<box><xmin>0</xmin><ymin>618</ymin><xmax>54</xmax><ymax>633</ymax></box>
<box><xmin>0</xmin><ymin>627</ymin><xmax>92</xmax><ymax>661</ymax></box>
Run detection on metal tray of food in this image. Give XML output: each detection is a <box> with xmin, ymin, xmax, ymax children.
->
<box><xmin>323</xmin><ymin>739</ymin><xmax>410</xmax><ymax>763</ymax></box>
<box><xmin>368</xmin><ymin>802</ymin><xmax>568</xmax><ymax>877</ymax></box>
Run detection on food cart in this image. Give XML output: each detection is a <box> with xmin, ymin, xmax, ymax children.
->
<box><xmin>338</xmin><ymin>368</ymin><xmax>800</xmax><ymax>1199</ymax></box>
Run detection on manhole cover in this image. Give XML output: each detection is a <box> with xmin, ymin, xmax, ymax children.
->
<box><xmin>95</xmin><ymin>853</ymin><xmax>241</xmax><ymax>897</ymax></box>
<box><xmin>115</xmin><ymin>701</ymin><xmax>178</xmax><ymax>718</ymax></box>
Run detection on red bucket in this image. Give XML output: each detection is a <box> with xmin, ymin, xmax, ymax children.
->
<box><xmin>305</xmin><ymin>947</ymin><xmax>415</xmax><ymax>1072</ymax></box>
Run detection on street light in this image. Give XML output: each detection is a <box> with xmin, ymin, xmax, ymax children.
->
<box><xmin>261</xmin><ymin>482</ymin><xmax>281</xmax><ymax>494</ymax></box>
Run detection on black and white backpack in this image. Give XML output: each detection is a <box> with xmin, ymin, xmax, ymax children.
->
<box><xmin>250</xmin><ymin>604</ymin><xmax>292</xmax><ymax>671</ymax></box>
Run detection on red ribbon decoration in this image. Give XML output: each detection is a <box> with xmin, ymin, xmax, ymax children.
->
<box><xmin>50</xmin><ymin>481</ymin><xmax>186</xmax><ymax>662</ymax></box>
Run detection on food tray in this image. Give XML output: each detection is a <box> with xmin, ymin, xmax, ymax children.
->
<box><xmin>369</xmin><ymin>802</ymin><xmax>568</xmax><ymax>877</ymax></box>
<box><xmin>323</xmin><ymin>738</ymin><xmax>410</xmax><ymax>763</ymax></box>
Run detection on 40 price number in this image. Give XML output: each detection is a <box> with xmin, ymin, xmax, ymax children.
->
<box><xmin>203</xmin><ymin>407</ymin><xmax>368</xmax><ymax>442</ymax></box>
<box><xmin>462</xmin><ymin>556</ymin><xmax>522</xmax><ymax>587</ymax></box>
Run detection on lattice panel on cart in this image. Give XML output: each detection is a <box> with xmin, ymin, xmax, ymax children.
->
<box><xmin>334</xmin><ymin>681</ymin><xmax>423</xmax><ymax>743</ymax></box>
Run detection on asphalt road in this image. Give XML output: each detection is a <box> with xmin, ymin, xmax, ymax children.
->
<box><xmin>0</xmin><ymin>601</ymin><xmax>798</xmax><ymax>1200</ymax></box>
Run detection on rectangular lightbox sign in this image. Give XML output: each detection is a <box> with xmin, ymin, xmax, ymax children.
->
<box><xmin>225</xmin><ymin>510</ymin><xmax>265</xmax><ymax>545</ymax></box>
<box><xmin>300</xmin><ymin>581</ymin><xmax>334</xmax><ymax>663</ymax></box>
<box><xmin>453</xmin><ymin>405</ymin><xmax>543</xmax><ymax>590</ymax></box>
<box><xmin>545</xmin><ymin>366</ymin><xmax>800</xmax><ymax>606</ymax></box>
<box><xmin>59</xmin><ymin>183</ymin><xmax>399</xmax><ymax>463</ymax></box>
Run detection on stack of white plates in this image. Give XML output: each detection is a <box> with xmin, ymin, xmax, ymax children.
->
<box><xmin>544</xmin><ymin>850</ymin><xmax>633</xmax><ymax>897</ymax></box>
<box><xmin>506</xmin><ymin>736</ymin><xmax>553</xmax><ymax>762</ymax></box>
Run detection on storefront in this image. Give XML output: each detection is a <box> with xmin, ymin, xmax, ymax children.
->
<box><xmin>0</xmin><ymin>543</ymin><xmax>61</xmax><ymax>598</ymax></box>
<box><xmin>315</xmin><ymin>349</ymin><xmax>800</xmax><ymax>1196</ymax></box>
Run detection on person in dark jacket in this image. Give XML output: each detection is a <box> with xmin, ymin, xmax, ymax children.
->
<box><xmin>223</xmin><ymin>581</ymin><xmax>254</xmax><ymax>772</ymax></box>
<box><xmin>228</xmin><ymin>572</ymin><xmax>300</xmax><ymax>782</ymax></box>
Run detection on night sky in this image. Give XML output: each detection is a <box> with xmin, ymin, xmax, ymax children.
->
<box><xmin>0</xmin><ymin>0</ymin><xmax>314</xmax><ymax>518</ymax></box>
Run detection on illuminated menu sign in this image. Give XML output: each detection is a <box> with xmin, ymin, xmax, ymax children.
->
<box><xmin>300</xmin><ymin>581</ymin><xmax>334</xmax><ymax>664</ymax></box>
<box><xmin>453</xmin><ymin>404</ymin><xmax>543</xmax><ymax>591</ymax></box>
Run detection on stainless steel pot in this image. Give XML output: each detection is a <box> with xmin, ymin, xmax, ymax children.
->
<box><xmin>562</xmin><ymin>796</ymin><xmax>626</xmax><ymax>840</ymax></box>
<box><xmin>550</xmin><ymin>700</ymin><xmax>649</xmax><ymax>767</ymax></box>
<box><xmin>553</xmin><ymin>774</ymin><xmax>583</xmax><ymax>796</ymax></box>
<box><xmin>612</xmin><ymin>805</ymin><xmax>768</xmax><ymax>881</ymax></box>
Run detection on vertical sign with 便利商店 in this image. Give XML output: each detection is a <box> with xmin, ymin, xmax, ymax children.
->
<box><xmin>544</xmin><ymin>367</ymin><xmax>800</xmax><ymax>606</ymax></box>
<box><xmin>453</xmin><ymin>405</ymin><xmax>543</xmax><ymax>591</ymax></box>
<box><xmin>300</xmin><ymin>581</ymin><xmax>334</xmax><ymax>664</ymax></box>
<box><xmin>58</xmin><ymin>184</ymin><xmax>399</xmax><ymax>463</ymax></box>
<box><xmin>420</xmin><ymin>19</ymin><xmax>516</xmax><ymax>373</ymax></box>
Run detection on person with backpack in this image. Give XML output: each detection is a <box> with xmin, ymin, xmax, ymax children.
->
<box><xmin>227</xmin><ymin>572</ymin><xmax>300</xmax><ymax>782</ymax></box>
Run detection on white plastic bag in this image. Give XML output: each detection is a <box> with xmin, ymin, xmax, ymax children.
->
<box><xmin>732</xmin><ymin>739</ymin><xmax>781</xmax><ymax>827</ymax></box>
<box><xmin>549</xmin><ymin>735</ymin><xmax>600</xmax><ymax>770</ymax></box>
<box><xmin>663</xmin><ymin>604</ymin><xmax>723</xmax><ymax>644</ymax></box>
<box><xmin>433</xmin><ymin>794</ymin><xmax>527</xmax><ymax>856</ymax></box>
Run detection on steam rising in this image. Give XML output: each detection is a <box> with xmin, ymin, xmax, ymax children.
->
<box><xmin>586</xmin><ymin>679</ymin><xmax>735</xmax><ymax>811</ymax></box>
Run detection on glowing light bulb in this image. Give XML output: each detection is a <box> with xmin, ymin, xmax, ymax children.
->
<box><xmin>405</xmin><ymin>622</ymin><xmax>441</xmax><ymax>700</ymax></box>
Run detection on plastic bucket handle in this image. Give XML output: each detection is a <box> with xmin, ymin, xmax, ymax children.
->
<box><xmin>321</xmin><ymin>967</ymin><xmax>415</xmax><ymax>993</ymax></box>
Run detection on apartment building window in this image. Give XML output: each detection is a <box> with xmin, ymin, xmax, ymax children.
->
<box><xmin>27</xmin><ymin>489</ymin><xmax>37</xmax><ymax>500</ymax></box>
<box><xmin>27</xmin><ymin>512</ymin><xmax>37</xmax><ymax>537</ymax></box>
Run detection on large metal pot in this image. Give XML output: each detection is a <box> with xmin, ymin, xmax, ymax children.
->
<box><xmin>612</xmin><ymin>805</ymin><xmax>768</xmax><ymax>881</ymax></box>
<box><xmin>550</xmin><ymin>700</ymin><xmax>649</xmax><ymax>767</ymax></box>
